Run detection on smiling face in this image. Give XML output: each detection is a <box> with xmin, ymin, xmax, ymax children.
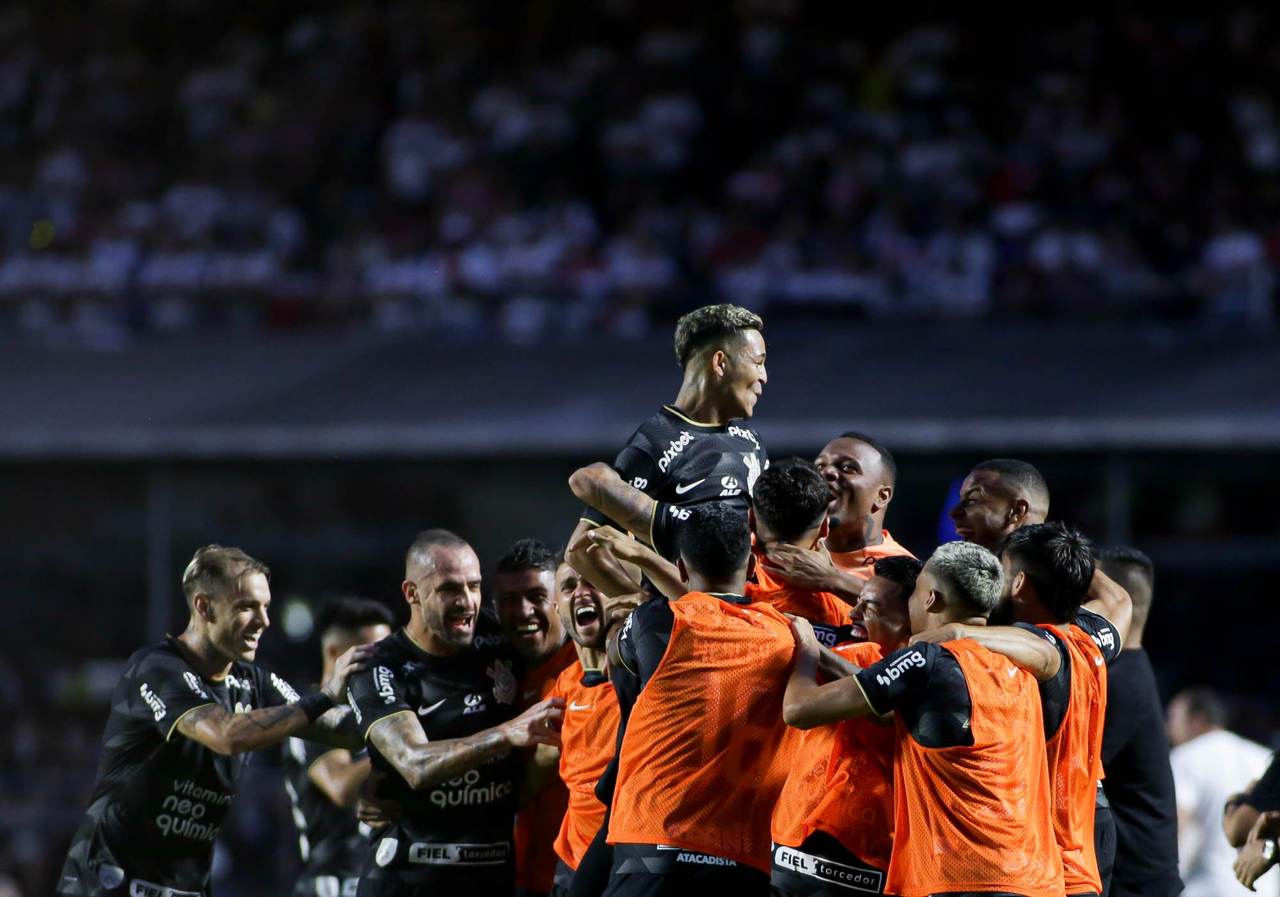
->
<box><xmin>815</xmin><ymin>437</ymin><xmax>892</xmax><ymax>550</ymax></box>
<box><xmin>848</xmin><ymin>573</ymin><xmax>912</xmax><ymax>651</ymax></box>
<box><xmin>406</xmin><ymin>544</ymin><xmax>483</xmax><ymax>652</ymax></box>
<box><xmin>950</xmin><ymin>470</ymin><xmax>1019</xmax><ymax>551</ymax></box>
<box><xmin>493</xmin><ymin>566</ymin><xmax>563</xmax><ymax>662</ymax></box>
<box><xmin>555</xmin><ymin>561</ymin><xmax>607</xmax><ymax>650</ymax></box>
<box><xmin>717</xmin><ymin>328</ymin><xmax>768</xmax><ymax>419</ymax></box>
<box><xmin>205</xmin><ymin>571</ymin><xmax>271</xmax><ymax>663</ymax></box>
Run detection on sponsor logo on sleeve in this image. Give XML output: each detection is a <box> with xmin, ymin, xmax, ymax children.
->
<box><xmin>667</xmin><ymin>505</ymin><xmax>691</xmax><ymax>521</ymax></box>
<box><xmin>346</xmin><ymin>688</ymin><xmax>362</xmax><ymax>724</ymax></box>
<box><xmin>630</xmin><ymin>476</ymin><xmax>649</xmax><ymax>490</ymax></box>
<box><xmin>182</xmin><ymin>672</ymin><xmax>208</xmax><ymax>699</ymax></box>
<box><xmin>374</xmin><ymin>666</ymin><xmax>396</xmax><ymax>705</ymax></box>
<box><xmin>874</xmin><ymin>650</ymin><xmax>927</xmax><ymax>688</ymax></box>
<box><xmin>140</xmin><ymin>683</ymin><xmax>167</xmax><ymax>721</ymax></box>
<box><xmin>271</xmin><ymin>672</ymin><xmax>301</xmax><ymax>703</ymax></box>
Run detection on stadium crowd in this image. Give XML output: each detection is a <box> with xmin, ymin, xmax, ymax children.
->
<box><xmin>2</xmin><ymin>4</ymin><xmax>1280</xmax><ymax>343</ymax></box>
<box><xmin>39</xmin><ymin>306</ymin><xmax>1280</xmax><ymax>897</ymax></box>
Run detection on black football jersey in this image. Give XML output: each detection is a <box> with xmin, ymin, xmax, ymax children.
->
<box><xmin>58</xmin><ymin>638</ymin><xmax>299</xmax><ymax>896</ymax></box>
<box><xmin>346</xmin><ymin>629</ymin><xmax>525</xmax><ymax>888</ymax></box>
<box><xmin>282</xmin><ymin>736</ymin><xmax>372</xmax><ymax>896</ymax></box>
<box><xmin>581</xmin><ymin>405</ymin><xmax>769</xmax><ymax>558</ymax></box>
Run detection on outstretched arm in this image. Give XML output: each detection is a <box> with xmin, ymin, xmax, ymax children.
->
<box><xmin>367</xmin><ymin>697</ymin><xmax>564</xmax><ymax>792</ymax></box>
<box><xmin>911</xmin><ymin>624</ymin><xmax>1062</xmax><ymax>682</ymax></box>
<box><xmin>576</xmin><ymin>525</ymin><xmax>684</xmax><ymax>600</ymax></box>
<box><xmin>1083</xmin><ymin>566</ymin><xmax>1133</xmax><ymax>646</ymax></box>
<box><xmin>309</xmin><ymin>751</ymin><xmax>372</xmax><ymax>808</ymax></box>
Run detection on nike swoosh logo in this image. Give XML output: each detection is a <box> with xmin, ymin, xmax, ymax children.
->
<box><xmin>569</xmin><ymin>702</ymin><xmax>593</xmax><ymax>711</ymax></box>
<box><xmin>417</xmin><ymin>698</ymin><xmax>447</xmax><ymax>717</ymax></box>
<box><xmin>674</xmin><ymin>479</ymin><xmax>705</xmax><ymax>495</ymax></box>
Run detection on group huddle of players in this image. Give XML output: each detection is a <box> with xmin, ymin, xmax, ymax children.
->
<box><xmin>59</xmin><ymin>304</ymin><xmax>1160</xmax><ymax>897</ymax></box>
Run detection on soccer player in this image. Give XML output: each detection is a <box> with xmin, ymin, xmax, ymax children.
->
<box><xmin>917</xmin><ymin>524</ymin><xmax>1131</xmax><ymax>897</ymax></box>
<box><xmin>747</xmin><ymin>457</ymin><xmax>859</xmax><ymax>638</ymax></box>
<box><xmin>784</xmin><ymin>541</ymin><xmax>1064</xmax><ymax>897</ymax></box>
<box><xmin>59</xmin><ymin>545</ymin><xmax>369</xmax><ymax>897</ymax></box>
<box><xmin>949</xmin><ymin>458</ymin><xmax>1050</xmax><ymax>551</ymax></box>
<box><xmin>284</xmin><ymin>597</ymin><xmax>395</xmax><ymax>897</ymax></box>
<box><xmin>604</xmin><ymin>502</ymin><xmax>795</xmax><ymax>895</ymax></box>
<box><xmin>764</xmin><ymin>433</ymin><xmax>915</xmax><ymax>602</ymax></box>
<box><xmin>566</xmin><ymin>303</ymin><xmax>769</xmax><ymax>577</ymax></box>
<box><xmin>1096</xmin><ymin>547</ymin><xmax>1180</xmax><ymax>897</ymax></box>
<box><xmin>543</xmin><ymin>559</ymin><xmax>621</xmax><ymax>897</ymax></box>
<box><xmin>346</xmin><ymin>530</ymin><xmax>564</xmax><ymax>897</ymax></box>
<box><xmin>770</xmin><ymin>555</ymin><xmax>920</xmax><ymax>897</ymax></box>
<box><xmin>492</xmin><ymin>538</ymin><xmax>578</xmax><ymax>897</ymax></box>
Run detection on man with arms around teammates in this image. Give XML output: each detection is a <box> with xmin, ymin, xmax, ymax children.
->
<box><xmin>59</xmin><ymin>545</ymin><xmax>370</xmax><ymax>897</ymax></box>
<box><xmin>346</xmin><ymin>530</ymin><xmax>563</xmax><ymax>897</ymax></box>
<box><xmin>784</xmin><ymin>541</ymin><xmax>1064</xmax><ymax>897</ymax></box>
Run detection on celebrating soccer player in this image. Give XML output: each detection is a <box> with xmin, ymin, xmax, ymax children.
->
<box><xmin>284</xmin><ymin>597</ymin><xmax>395</xmax><ymax>897</ymax></box>
<box><xmin>784</xmin><ymin>541</ymin><xmax>1064</xmax><ymax>897</ymax></box>
<box><xmin>950</xmin><ymin>458</ymin><xmax>1050</xmax><ymax>551</ymax></box>
<box><xmin>566</xmin><ymin>304</ymin><xmax>769</xmax><ymax>586</ymax></box>
<box><xmin>604</xmin><ymin>502</ymin><xmax>794</xmax><ymax>895</ymax></box>
<box><xmin>764</xmin><ymin>433</ymin><xmax>915</xmax><ymax>602</ymax></box>
<box><xmin>345</xmin><ymin>530</ymin><xmax>563</xmax><ymax>897</ymax></box>
<box><xmin>59</xmin><ymin>545</ymin><xmax>370</xmax><ymax>897</ymax></box>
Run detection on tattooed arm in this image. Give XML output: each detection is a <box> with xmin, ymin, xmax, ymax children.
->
<box><xmin>176</xmin><ymin>702</ymin><xmax>314</xmax><ymax>756</ymax></box>
<box><xmin>367</xmin><ymin>698</ymin><xmax>565</xmax><ymax>791</ymax></box>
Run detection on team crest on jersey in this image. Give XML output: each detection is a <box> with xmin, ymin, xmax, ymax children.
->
<box><xmin>487</xmin><ymin>659</ymin><xmax>517</xmax><ymax>705</ymax></box>
<box><xmin>97</xmin><ymin>862</ymin><xmax>125</xmax><ymax>890</ymax></box>
<box><xmin>376</xmin><ymin>837</ymin><xmax>399</xmax><ymax>867</ymax></box>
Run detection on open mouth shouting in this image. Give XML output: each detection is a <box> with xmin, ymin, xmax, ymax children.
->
<box><xmin>444</xmin><ymin>606</ymin><xmax>476</xmax><ymax>638</ymax></box>
<box><xmin>571</xmin><ymin>596</ymin><xmax>603</xmax><ymax>644</ymax></box>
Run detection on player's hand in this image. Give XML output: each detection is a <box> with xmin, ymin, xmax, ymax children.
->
<box><xmin>321</xmin><ymin>645</ymin><xmax>375</xmax><ymax>703</ymax></box>
<box><xmin>910</xmin><ymin>624</ymin><xmax>964</xmax><ymax>646</ymax></box>
<box><xmin>602</xmin><ymin>591</ymin><xmax>643</xmax><ymax>631</ymax></box>
<box><xmin>504</xmin><ymin>697</ymin><xmax>565</xmax><ymax>749</ymax></box>
<box><xmin>582</xmin><ymin>526</ymin><xmax>651</xmax><ymax>566</ymax></box>
<box><xmin>763</xmin><ymin>541</ymin><xmax>839</xmax><ymax>592</ymax></box>
<box><xmin>786</xmin><ymin>614</ymin><xmax>821</xmax><ymax>659</ymax></box>
<box><xmin>1234</xmin><ymin>836</ymin><xmax>1279</xmax><ymax>890</ymax></box>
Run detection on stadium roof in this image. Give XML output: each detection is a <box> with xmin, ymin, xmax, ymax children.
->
<box><xmin>3</xmin><ymin>322</ymin><xmax>1278</xmax><ymax>458</ymax></box>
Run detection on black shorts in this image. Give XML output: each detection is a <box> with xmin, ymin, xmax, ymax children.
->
<box><xmin>1094</xmin><ymin>803</ymin><xmax>1116</xmax><ymax>897</ymax></box>
<box><xmin>604</xmin><ymin>844</ymin><xmax>770</xmax><ymax>897</ymax></box>
<box><xmin>770</xmin><ymin>832</ymin><xmax>887</xmax><ymax>896</ymax></box>
<box><xmin>549</xmin><ymin>859</ymin><xmax>575</xmax><ymax>897</ymax></box>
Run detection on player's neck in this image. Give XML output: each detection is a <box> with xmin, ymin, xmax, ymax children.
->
<box><xmin>575</xmin><ymin>643</ymin><xmax>607</xmax><ymax>674</ymax></box>
<box><xmin>175</xmin><ymin>626</ymin><xmax>234</xmax><ymax>680</ymax></box>
<box><xmin>827</xmin><ymin>515</ymin><xmax>884</xmax><ymax>553</ymax></box>
<box><xmin>687</xmin><ymin>572</ymin><xmax>747</xmax><ymax>596</ymax></box>
<box><xmin>672</xmin><ymin>379</ymin><xmax>730</xmax><ymax>426</ymax></box>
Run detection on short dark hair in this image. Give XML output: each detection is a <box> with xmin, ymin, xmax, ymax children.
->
<box><xmin>973</xmin><ymin>458</ymin><xmax>1050</xmax><ymax>507</ymax></box>
<box><xmin>751</xmin><ymin>458</ymin><xmax>829</xmax><ymax>540</ymax></box>
<box><xmin>1098</xmin><ymin>546</ymin><xmax>1155</xmax><ymax>630</ymax></box>
<box><xmin>840</xmin><ymin>431</ymin><xmax>897</xmax><ymax>484</ymax></box>
<box><xmin>495</xmin><ymin>537</ymin><xmax>557</xmax><ymax>574</ymax></box>
<box><xmin>673</xmin><ymin>304</ymin><xmax>763</xmax><ymax>368</ymax></box>
<box><xmin>1000</xmin><ymin>522</ymin><xmax>1094</xmax><ymax>622</ymax></box>
<box><xmin>1178</xmin><ymin>686</ymin><xmax>1228</xmax><ymax>728</ymax></box>
<box><xmin>678</xmin><ymin>501</ymin><xmax>751</xmax><ymax>580</ymax></box>
<box><xmin>405</xmin><ymin>529</ymin><xmax>470</xmax><ymax>574</ymax></box>
<box><xmin>315</xmin><ymin>596</ymin><xmax>395</xmax><ymax>639</ymax></box>
<box><xmin>872</xmin><ymin>555</ymin><xmax>923</xmax><ymax>601</ymax></box>
<box><xmin>182</xmin><ymin>545</ymin><xmax>269</xmax><ymax>605</ymax></box>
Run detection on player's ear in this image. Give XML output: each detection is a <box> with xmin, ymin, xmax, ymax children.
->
<box><xmin>1011</xmin><ymin>570</ymin><xmax>1029</xmax><ymax>602</ymax></box>
<box><xmin>193</xmin><ymin>592</ymin><xmax>213</xmax><ymax>622</ymax></box>
<box><xmin>817</xmin><ymin>516</ymin><xmax>830</xmax><ymax>543</ymax></box>
<box><xmin>710</xmin><ymin>348</ymin><xmax>729</xmax><ymax>378</ymax></box>
<box><xmin>925</xmin><ymin>589</ymin><xmax>942</xmax><ymax>614</ymax></box>
<box><xmin>400</xmin><ymin>580</ymin><xmax>416</xmax><ymax>606</ymax></box>
<box><xmin>874</xmin><ymin>483</ymin><xmax>893</xmax><ymax>513</ymax></box>
<box><xmin>1007</xmin><ymin>498</ymin><xmax>1029</xmax><ymax>527</ymax></box>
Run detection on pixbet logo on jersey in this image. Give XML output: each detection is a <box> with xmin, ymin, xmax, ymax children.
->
<box><xmin>657</xmin><ymin>431</ymin><xmax>694</xmax><ymax>472</ymax></box>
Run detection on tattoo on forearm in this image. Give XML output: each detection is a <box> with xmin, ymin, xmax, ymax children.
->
<box><xmin>371</xmin><ymin>712</ymin><xmax>512</xmax><ymax>789</ymax></box>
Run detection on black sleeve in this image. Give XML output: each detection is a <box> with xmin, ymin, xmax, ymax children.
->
<box><xmin>1074</xmin><ymin>608</ymin><xmax>1123</xmax><ymax>664</ymax></box>
<box><xmin>1244</xmin><ymin>753</ymin><xmax>1280</xmax><ymax>811</ymax></box>
<box><xmin>131</xmin><ymin>648</ymin><xmax>218</xmax><ymax>741</ymax></box>
<box><xmin>854</xmin><ymin>643</ymin><xmax>941</xmax><ymax>716</ymax></box>
<box><xmin>1016</xmin><ymin>622</ymin><xmax>1072</xmax><ymax>740</ymax></box>
<box><xmin>253</xmin><ymin>665</ymin><xmax>303</xmax><ymax>709</ymax></box>
<box><xmin>346</xmin><ymin>655</ymin><xmax>414</xmax><ymax>740</ymax></box>
<box><xmin>580</xmin><ymin>441</ymin><xmax>662</xmax><ymax>527</ymax></box>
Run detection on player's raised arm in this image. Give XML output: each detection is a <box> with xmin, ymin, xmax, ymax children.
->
<box><xmin>782</xmin><ymin>615</ymin><xmax>874</xmax><ymax>728</ymax></box>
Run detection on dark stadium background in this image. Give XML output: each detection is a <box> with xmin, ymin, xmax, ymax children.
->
<box><xmin>2</xmin><ymin>2</ymin><xmax>1280</xmax><ymax>894</ymax></box>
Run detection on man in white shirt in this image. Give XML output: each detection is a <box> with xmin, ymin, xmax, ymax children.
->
<box><xmin>1170</xmin><ymin>687</ymin><xmax>1274</xmax><ymax>897</ymax></box>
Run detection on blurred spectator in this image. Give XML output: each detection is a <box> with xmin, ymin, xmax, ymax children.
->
<box><xmin>1168</xmin><ymin>688</ymin><xmax>1274</xmax><ymax>897</ymax></box>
